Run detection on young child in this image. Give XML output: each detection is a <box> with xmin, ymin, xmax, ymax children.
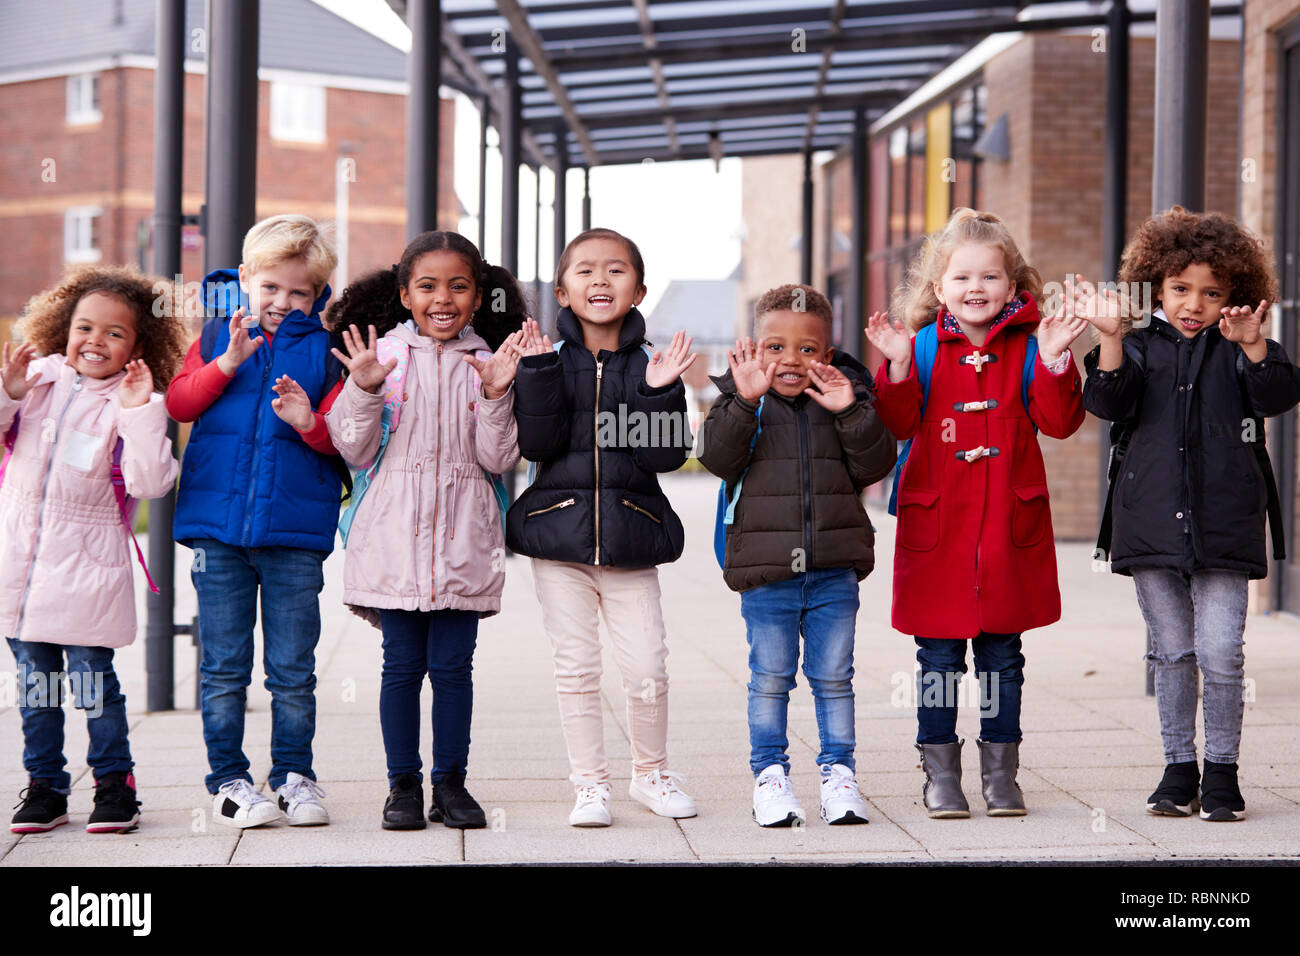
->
<box><xmin>509</xmin><ymin>227</ymin><xmax>698</xmax><ymax>827</ymax></box>
<box><xmin>2</xmin><ymin>264</ymin><xmax>186</xmax><ymax>833</ymax></box>
<box><xmin>317</xmin><ymin>230</ymin><xmax>525</xmax><ymax>830</ymax></box>
<box><xmin>167</xmin><ymin>214</ymin><xmax>344</xmax><ymax>828</ymax></box>
<box><xmin>697</xmin><ymin>284</ymin><xmax>896</xmax><ymax>827</ymax></box>
<box><xmin>1077</xmin><ymin>206</ymin><xmax>1293</xmax><ymax>822</ymax></box>
<box><xmin>865</xmin><ymin>208</ymin><xmax>1087</xmax><ymax>818</ymax></box>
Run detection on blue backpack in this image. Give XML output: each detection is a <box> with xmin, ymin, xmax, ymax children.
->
<box><xmin>886</xmin><ymin>323</ymin><xmax>1038</xmax><ymax>516</ymax></box>
<box><xmin>712</xmin><ymin>396</ymin><xmax>765</xmax><ymax>568</ymax></box>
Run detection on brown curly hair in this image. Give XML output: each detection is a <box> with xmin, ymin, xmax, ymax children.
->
<box><xmin>17</xmin><ymin>264</ymin><xmax>189</xmax><ymax>388</ymax></box>
<box><xmin>1119</xmin><ymin>206</ymin><xmax>1279</xmax><ymax>316</ymax></box>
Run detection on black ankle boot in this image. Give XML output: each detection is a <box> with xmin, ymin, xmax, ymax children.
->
<box><xmin>1199</xmin><ymin>760</ymin><xmax>1245</xmax><ymax>822</ymax></box>
<box><xmin>429</xmin><ymin>768</ymin><xmax>486</xmax><ymax>829</ymax></box>
<box><xmin>1146</xmin><ymin>760</ymin><xmax>1200</xmax><ymax>817</ymax></box>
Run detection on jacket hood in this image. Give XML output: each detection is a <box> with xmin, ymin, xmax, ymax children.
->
<box><xmin>555</xmin><ymin>305</ymin><xmax>648</xmax><ymax>352</ymax></box>
<box><xmin>200</xmin><ymin>267</ymin><xmax>332</xmax><ymax>329</ymax></box>
<box><xmin>934</xmin><ymin>291</ymin><xmax>1039</xmax><ymax>345</ymax></box>
<box><xmin>388</xmin><ymin>319</ymin><xmax>490</xmax><ymax>354</ymax></box>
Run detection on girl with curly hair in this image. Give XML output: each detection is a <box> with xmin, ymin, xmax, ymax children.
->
<box><xmin>1077</xmin><ymin>206</ymin><xmax>1295</xmax><ymax>822</ymax></box>
<box><xmin>1</xmin><ymin>263</ymin><xmax>187</xmax><ymax>835</ymax></box>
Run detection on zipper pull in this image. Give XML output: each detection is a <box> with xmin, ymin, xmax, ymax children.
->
<box><xmin>596</xmin><ymin>361</ymin><xmax>604</xmax><ymax>381</ymax></box>
<box><xmin>73</xmin><ymin>373</ymin><xmax>84</xmax><ymax>391</ymax></box>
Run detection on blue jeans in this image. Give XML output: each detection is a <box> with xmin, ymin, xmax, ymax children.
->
<box><xmin>378</xmin><ymin>608</ymin><xmax>479</xmax><ymax>787</ymax></box>
<box><xmin>191</xmin><ymin>539</ymin><xmax>326</xmax><ymax>793</ymax></box>
<box><xmin>914</xmin><ymin>633</ymin><xmax>1024</xmax><ymax>744</ymax></box>
<box><xmin>7</xmin><ymin>639</ymin><xmax>132</xmax><ymax>792</ymax></box>
<box><xmin>739</xmin><ymin>568</ymin><xmax>860</xmax><ymax>776</ymax></box>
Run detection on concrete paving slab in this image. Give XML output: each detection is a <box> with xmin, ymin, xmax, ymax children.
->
<box><xmin>463</xmin><ymin>802</ymin><xmax>697</xmax><ymax>863</ymax></box>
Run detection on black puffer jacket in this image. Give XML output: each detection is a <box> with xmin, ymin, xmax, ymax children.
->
<box><xmin>697</xmin><ymin>351</ymin><xmax>897</xmax><ymax>592</ymax></box>
<box><xmin>1084</xmin><ymin>317</ymin><xmax>1300</xmax><ymax>579</ymax></box>
<box><xmin>506</xmin><ymin>307</ymin><xmax>688</xmax><ymax>567</ymax></box>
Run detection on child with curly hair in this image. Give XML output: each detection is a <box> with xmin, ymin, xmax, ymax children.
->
<box><xmin>1076</xmin><ymin>206</ymin><xmax>1296</xmax><ymax>822</ymax></box>
<box><xmin>2</xmin><ymin>264</ymin><xmax>186</xmax><ymax>834</ymax></box>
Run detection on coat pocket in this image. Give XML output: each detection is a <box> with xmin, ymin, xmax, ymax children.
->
<box><xmin>897</xmin><ymin>487</ymin><xmax>940</xmax><ymax>552</ymax></box>
<box><xmin>1011</xmin><ymin>483</ymin><xmax>1050</xmax><ymax>548</ymax></box>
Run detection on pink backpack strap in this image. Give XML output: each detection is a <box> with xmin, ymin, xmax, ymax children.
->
<box><xmin>111</xmin><ymin>438</ymin><xmax>158</xmax><ymax>595</ymax></box>
<box><xmin>376</xmin><ymin>337</ymin><xmax>411</xmax><ymax>431</ymax></box>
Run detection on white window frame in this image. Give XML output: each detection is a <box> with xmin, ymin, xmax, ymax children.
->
<box><xmin>66</xmin><ymin>73</ymin><xmax>101</xmax><ymax>125</ymax></box>
<box><xmin>269</xmin><ymin>81</ymin><xmax>326</xmax><ymax>143</ymax></box>
<box><xmin>64</xmin><ymin>206</ymin><xmax>102</xmax><ymax>263</ymax></box>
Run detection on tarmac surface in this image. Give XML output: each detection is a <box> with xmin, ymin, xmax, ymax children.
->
<box><xmin>4</xmin><ymin>472</ymin><xmax>1299</xmax><ymax>866</ymax></box>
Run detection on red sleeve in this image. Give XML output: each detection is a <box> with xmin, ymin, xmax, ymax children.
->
<box><xmin>1027</xmin><ymin>351</ymin><xmax>1086</xmax><ymax>440</ymax></box>
<box><xmin>873</xmin><ymin>357</ymin><xmax>924</xmax><ymax>440</ymax></box>
<box><xmin>165</xmin><ymin>339</ymin><xmax>235</xmax><ymax>422</ymax></box>
<box><xmin>297</xmin><ymin>377</ymin><xmax>344</xmax><ymax>456</ymax></box>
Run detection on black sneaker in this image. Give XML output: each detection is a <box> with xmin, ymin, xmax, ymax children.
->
<box><xmin>11</xmin><ymin>778</ymin><xmax>69</xmax><ymax>833</ymax></box>
<box><xmin>87</xmin><ymin>772</ymin><xmax>141</xmax><ymax>833</ymax></box>
<box><xmin>1145</xmin><ymin>761</ymin><xmax>1200</xmax><ymax>816</ymax></box>
<box><xmin>1199</xmin><ymin>760</ymin><xmax>1246</xmax><ymax>822</ymax></box>
<box><xmin>382</xmin><ymin>773</ymin><xmax>426</xmax><ymax>830</ymax></box>
<box><xmin>429</xmin><ymin>769</ymin><xmax>486</xmax><ymax>829</ymax></box>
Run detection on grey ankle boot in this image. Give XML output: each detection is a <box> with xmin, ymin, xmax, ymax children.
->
<box><xmin>977</xmin><ymin>739</ymin><xmax>1027</xmax><ymax>816</ymax></box>
<box><xmin>916</xmin><ymin>741</ymin><xmax>970</xmax><ymax>818</ymax></box>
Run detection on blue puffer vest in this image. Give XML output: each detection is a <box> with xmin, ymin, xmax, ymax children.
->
<box><xmin>173</xmin><ymin>269</ymin><xmax>343</xmax><ymax>553</ymax></box>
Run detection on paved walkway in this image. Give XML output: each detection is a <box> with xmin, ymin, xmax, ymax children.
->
<box><xmin>4</xmin><ymin>473</ymin><xmax>1300</xmax><ymax>865</ymax></box>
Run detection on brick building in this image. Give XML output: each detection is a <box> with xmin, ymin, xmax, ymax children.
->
<box><xmin>0</xmin><ymin>0</ymin><xmax>457</xmax><ymax>340</ymax></box>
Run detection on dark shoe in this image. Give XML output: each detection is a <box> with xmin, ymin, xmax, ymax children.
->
<box><xmin>916</xmin><ymin>741</ymin><xmax>970</xmax><ymax>818</ymax></box>
<box><xmin>1145</xmin><ymin>760</ymin><xmax>1199</xmax><ymax>817</ymax></box>
<box><xmin>87</xmin><ymin>772</ymin><xmax>141</xmax><ymax>833</ymax></box>
<box><xmin>11</xmin><ymin>778</ymin><xmax>68</xmax><ymax>833</ymax></box>
<box><xmin>977</xmin><ymin>740</ymin><xmax>1027</xmax><ymax>816</ymax></box>
<box><xmin>429</xmin><ymin>769</ymin><xmax>487</xmax><ymax>829</ymax></box>
<box><xmin>1199</xmin><ymin>760</ymin><xmax>1245</xmax><ymax>822</ymax></box>
<box><xmin>382</xmin><ymin>773</ymin><xmax>426</xmax><ymax>830</ymax></box>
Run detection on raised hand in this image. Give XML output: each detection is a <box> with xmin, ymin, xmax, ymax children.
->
<box><xmin>727</xmin><ymin>337</ymin><xmax>776</xmax><ymax>403</ymax></box>
<box><xmin>216</xmin><ymin>307</ymin><xmax>264</xmax><ymax>376</ymax></box>
<box><xmin>1</xmin><ymin>341</ymin><xmax>38</xmax><ymax>400</ymax></box>
<box><xmin>516</xmin><ymin>318</ymin><xmax>554</xmax><ymax>357</ymax></box>
<box><xmin>1219</xmin><ymin>299</ymin><xmax>1269</xmax><ymax>345</ymax></box>
<box><xmin>1067</xmin><ymin>274</ymin><xmax>1130</xmax><ymax>337</ymax></box>
<box><xmin>271</xmin><ymin>374</ymin><xmax>315</xmax><ymax>431</ymax></box>
<box><xmin>645</xmin><ymin>330</ymin><xmax>698</xmax><ymax>389</ymax></box>
<box><xmin>1037</xmin><ymin>287</ymin><xmax>1089</xmax><ymax>364</ymax></box>
<box><xmin>117</xmin><ymin>359</ymin><xmax>154</xmax><ymax>409</ymax></box>
<box><xmin>865</xmin><ymin>311</ymin><xmax>911</xmax><ymax>381</ymax></box>
<box><xmin>805</xmin><ymin>361</ymin><xmax>855</xmax><ymax>412</ymax></box>
<box><xmin>330</xmin><ymin>324</ymin><xmax>398</xmax><ymax>394</ymax></box>
<box><xmin>465</xmin><ymin>329</ymin><xmax>526</xmax><ymax>400</ymax></box>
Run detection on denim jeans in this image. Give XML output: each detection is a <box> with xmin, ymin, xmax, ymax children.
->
<box><xmin>378</xmin><ymin>608</ymin><xmax>479</xmax><ymax>787</ymax></box>
<box><xmin>191</xmin><ymin>538</ymin><xmax>326</xmax><ymax>793</ymax></box>
<box><xmin>6</xmin><ymin>638</ymin><xmax>132</xmax><ymax>792</ymax></box>
<box><xmin>739</xmin><ymin>568</ymin><xmax>859</xmax><ymax>776</ymax></box>
<box><xmin>914</xmin><ymin>633</ymin><xmax>1024</xmax><ymax>744</ymax></box>
<box><xmin>1131</xmin><ymin>568</ymin><xmax>1248</xmax><ymax>764</ymax></box>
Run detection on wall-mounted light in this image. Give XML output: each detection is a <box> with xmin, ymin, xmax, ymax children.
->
<box><xmin>708</xmin><ymin>131</ymin><xmax>724</xmax><ymax>172</ymax></box>
<box><xmin>973</xmin><ymin>113</ymin><xmax>1010</xmax><ymax>163</ymax></box>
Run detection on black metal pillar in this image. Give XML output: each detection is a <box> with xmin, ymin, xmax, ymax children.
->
<box><xmin>846</xmin><ymin>107</ymin><xmax>867</xmax><ymax>359</ymax></box>
<box><xmin>501</xmin><ymin>37</ymin><xmax>522</xmax><ymax>503</ymax></box>
<box><xmin>553</xmin><ymin>124</ymin><xmax>569</xmax><ymax>269</ymax></box>
<box><xmin>1101</xmin><ymin>0</ymin><xmax>1130</xmax><ymax>527</ymax></box>
<box><xmin>405</xmin><ymin>0</ymin><xmax>441</xmax><ymax>236</ymax></box>
<box><xmin>145</xmin><ymin>0</ymin><xmax>185</xmax><ymax>713</ymax></box>
<box><xmin>582</xmin><ymin>167</ymin><xmax>592</xmax><ymax>232</ymax></box>
<box><xmin>478</xmin><ymin>94</ymin><xmax>489</xmax><ymax>253</ymax></box>
<box><xmin>533</xmin><ymin>164</ymin><xmax>542</xmax><ymax>324</ymax></box>
<box><xmin>801</xmin><ymin>148</ymin><xmax>814</xmax><ymax>285</ymax></box>
<box><xmin>203</xmin><ymin>0</ymin><xmax>258</xmax><ymax>270</ymax></box>
<box><xmin>1152</xmin><ymin>0</ymin><xmax>1209</xmax><ymax>213</ymax></box>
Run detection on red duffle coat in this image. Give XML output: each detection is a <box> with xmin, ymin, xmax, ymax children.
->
<box><xmin>873</xmin><ymin>295</ymin><xmax>1085</xmax><ymax>639</ymax></box>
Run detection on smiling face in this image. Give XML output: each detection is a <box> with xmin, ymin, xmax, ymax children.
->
<box><xmin>933</xmin><ymin>242</ymin><xmax>1017</xmax><ymax>339</ymax></box>
<box><xmin>1160</xmin><ymin>262</ymin><xmax>1228</xmax><ymax>338</ymax></box>
<box><xmin>239</xmin><ymin>257</ymin><xmax>318</xmax><ymax>335</ymax></box>
<box><xmin>756</xmin><ymin>308</ymin><xmax>834</xmax><ymax>398</ymax></box>
<box><xmin>64</xmin><ymin>291</ymin><xmax>141</xmax><ymax>378</ymax></box>
<box><xmin>554</xmin><ymin>236</ymin><xmax>647</xmax><ymax>328</ymax></box>
<box><xmin>399</xmin><ymin>249</ymin><xmax>481</xmax><ymax>339</ymax></box>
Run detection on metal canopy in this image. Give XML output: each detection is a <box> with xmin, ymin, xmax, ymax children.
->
<box><xmin>387</xmin><ymin>1</ymin><xmax>1239</xmax><ymax>167</ymax></box>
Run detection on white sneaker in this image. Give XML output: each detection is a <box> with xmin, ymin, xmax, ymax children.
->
<box><xmin>752</xmin><ymin>764</ymin><xmax>805</xmax><ymax>827</ymax></box>
<box><xmin>275</xmin><ymin>772</ymin><xmax>329</xmax><ymax>826</ymax></box>
<box><xmin>568</xmin><ymin>776</ymin><xmax>612</xmax><ymax>828</ymax></box>
<box><xmin>212</xmin><ymin>779</ymin><xmax>281</xmax><ymax>829</ymax></box>
<box><xmin>629</xmin><ymin>768</ymin><xmax>697</xmax><ymax>819</ymax></box>
<box><xmin>819</xmin><ymin>763</ymin><xmax>870</xmax><ymax>825</ymax></box>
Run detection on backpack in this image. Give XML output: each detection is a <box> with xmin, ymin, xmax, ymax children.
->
<box><xmin>886</xmin><ymin>322</ymin><xmax>1039</xmax><ymax>516</ymax></box>
<box><xmin>711</xmin><ymin>396</ymin><xmax>765</xmax><ymax>568</ymax></box>
<box><xmin>1</xmin><ymin>410</ymin><xmax>158</xmax><ymax>594</ymax></box>
<box><xmin>337</xmin><ymin>336</ymin><xmax>510</xmax><ymax>547</ymax></box>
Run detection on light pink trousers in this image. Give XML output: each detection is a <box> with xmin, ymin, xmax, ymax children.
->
<box><xmin>531</xmin><ymin>558</ymin><xmax>670</xmax><ymax>784</ymax></box>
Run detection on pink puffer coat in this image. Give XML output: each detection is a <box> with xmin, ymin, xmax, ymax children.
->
<box><xmin>325</xmin><ymin>322</ymin><xmax>519</xmax><ymax>626</ymax></box>
<box><xmin>0</xmin><ymin>355</ymin><xmax>178</xmax><ymax>648</ymax></box>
